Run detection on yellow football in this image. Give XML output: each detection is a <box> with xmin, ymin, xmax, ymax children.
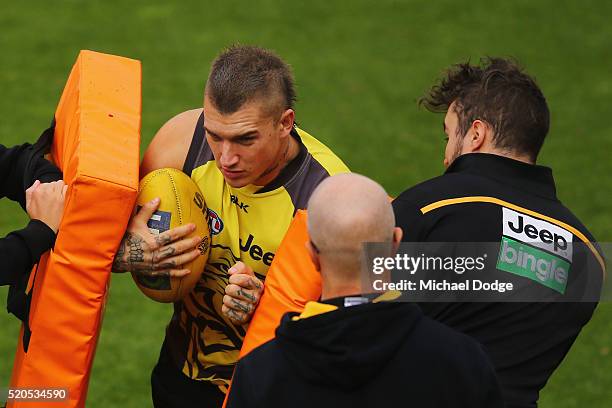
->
<box><xmin>132</xmin><ymin>168</ymin><xmax>211</xmax><ymax>302</ymax></box>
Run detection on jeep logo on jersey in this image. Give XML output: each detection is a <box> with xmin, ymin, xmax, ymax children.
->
<box><xmin>207</xmin><ymin>208</ymin><xmax>224</xmax><ymax>235</ymax></box>
<box><xmin>502</xmin><ymin>207</ymin><xmax>573</xmax><ymax>261</ymax></box>
<box><xmin>230</xmin><ymin>194</ymin><xmax>249</xmax><ymax>213</ymax></box>
<box><xmin>239</xmin><ymin>234</ymin><xmax>275</xmax><ymax>266</ymax></box>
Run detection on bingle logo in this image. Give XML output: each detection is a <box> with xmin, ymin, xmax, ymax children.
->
<box><xmin>207</xmin><ymin>208</ymin><xmax>224</xmax><ymax>235</ymax></box>
<box><xmin>498</xmin><ymin>237</ymin><xmax>569</xmax><ymax>294</ymax></box>
<box><xmin>502</xmin><ymin>208</ymin><xmax>573</xmax><ymax>261</ymax></box>
<box><xmin>501</xmin><ymin>239</ymin><xmax>568</xmax><ymax>283</ymax></box>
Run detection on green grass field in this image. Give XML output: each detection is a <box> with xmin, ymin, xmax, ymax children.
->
<box><xmin>1</xmin><ymin>1</ymin><xmax>611</xmax><ymax>406</ymax></box>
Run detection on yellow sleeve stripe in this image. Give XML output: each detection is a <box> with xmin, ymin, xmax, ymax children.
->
<box><xmin>420</xmin><ymin>196</ymin><xmax>606</xmax><ymax>279</ymax></box>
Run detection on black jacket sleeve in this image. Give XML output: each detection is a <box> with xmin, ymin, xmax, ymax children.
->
<box><xmin>473</xmin><ymin>345</ymin><xmax>504</xmax><ymax>408</ymax></box>
<box><xmin>226</xmin><ymin>358</ymin><xmax>255</xmax><ymax>408</ymax></box>
<box><xmin>0</xmin><ymin>220</ymin><xmax>56</xmax><ymax>286</ymax></box>
<box><xmin>392</xmin><ymin>197</ymin><xmax>427</xmax><ymax>242</ymax></box>
<box><xmin>0</xmin><ymin>143</ymin><xmax>62</xmax><ymax>208</ymax></box>
<box><xmin>0</xmin><ymin>143</ymin><xmax>62</xmax><ymax>287</ymax></box>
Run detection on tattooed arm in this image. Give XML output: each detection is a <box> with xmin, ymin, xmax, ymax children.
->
<box><xmin>222</xmin><ymin>261</ymin><xmax>264</xmax><ymax>325</ymax></box>
<box><xmin>112</xmin><ymin>197</ymin><xmax>203</xmax><ymax>278</ymax></box>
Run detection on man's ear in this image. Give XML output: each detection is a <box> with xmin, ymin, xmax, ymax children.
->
<box><xmin>305</xmin><ymin>240</ymin><xmax>321</xmax><ymax>272</ymax></box>
<box><xmin>278</xmin><ymin>108</ymin><xmax>295</xmax><ymax>137</ymax></box>
<box><xmin>465</xmin><ymin>119</ymin><xmax>489</xmax><ymax>152</ymax></box>
<box><xmin>391</xmin><ymin>227</ymin><xmax>403</xmax><ymax>255</ymax></box>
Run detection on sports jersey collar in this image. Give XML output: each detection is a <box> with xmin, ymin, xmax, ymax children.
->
<box><xmin>320</xmin><ymin>291</ymin><xmax>402</xmax><ymax>309</ymax></box>
<box><xmin>255</xmin><ymin>127</ymin><xmax>307</xmax><ymax>193</ymax></box>
<box><xmin>446</xmin><ymin>153</ymin><xmax>557</xmax><ymax>200</ymax></box>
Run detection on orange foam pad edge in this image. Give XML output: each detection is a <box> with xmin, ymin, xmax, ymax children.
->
<box><xmin>9</xmin><ymin>50</ymin><xmax>141</xmax><ymax>408</ymax></box>
<box><xmin>239</xmin><ymin>210</ymin><xmax>322</xmax><ymax>357</ymax></box>
<box><xmin>222</xmin><ymin>210</ymin><xmax>322</xmax><ymax>407</ymax></box>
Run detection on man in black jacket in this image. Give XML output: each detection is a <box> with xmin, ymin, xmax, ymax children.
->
<box><xmin>1</xmin><ymin>143</ymin><xmax>66</xmax><ymax>315</ymax></box>
<box><xmin>392</xmin><ymin>58</ymin><xmax>605</xmax><ymax>407</ymax></box>
<box><xmin>227</xmin><ymin>173</ymin><xmax>502</xmax><ymax>408</ymax></box>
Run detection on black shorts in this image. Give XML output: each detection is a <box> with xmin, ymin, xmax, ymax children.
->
<box><xmin>151</xmin><ymin>340</ymin><xmax>225</xmax><ymax>408</ymax></box>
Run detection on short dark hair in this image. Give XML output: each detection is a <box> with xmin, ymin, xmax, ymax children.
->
<box><xmin>205</xmin><ymin>45</ymin><xmax>296</xmax><ymax>118</ymax></box>
<box><xmin>420</xmin><ymin>57</ymin><xmax>550</xmax><ymax>160</ymax></box>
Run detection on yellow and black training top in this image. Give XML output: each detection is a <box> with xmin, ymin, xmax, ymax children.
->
<box><xmin>164</xmin><ymin>112</ymin><xmax>349</xmax><ymax>386</ymax></box>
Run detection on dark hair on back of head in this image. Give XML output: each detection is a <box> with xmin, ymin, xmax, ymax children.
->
<box><xmin>206</xmin><ymin>45</ymin><xmax>296</xmax><ymax>118</ymax></box>
<box><xmin>420</xmin><ymin>57</ymin><xmax>550</xmax><ymax>161</ymax></box>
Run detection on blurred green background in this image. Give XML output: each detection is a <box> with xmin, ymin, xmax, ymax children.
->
<box><xmin>1</xmin><ymin>0</ymin><xmax>610</xmax><ymax>406</ymax></box>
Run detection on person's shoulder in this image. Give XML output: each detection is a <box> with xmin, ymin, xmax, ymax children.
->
<box><xmin>552</xmin><ymin>200</ymin><xmax>600</xmax><ymax>242</ymax></box>
<box><xmin>416</xmin><ymin>316</ymin><xmax>491</xmax><ymax>364</ymax></box>
<box><xmin>392</xmin><ymin>174</ymin><xmax>453</xmax><ymax>224</ymax></box>
<box><xmin>277</xmin><ymin>127</ymin><xmax>349</xmax><ymax>210</ymax></box>
<box><xmin>159</xmin><ymin>108</ymin><xmax>203</xmax><ymax>136</ymax></box>
<box><xmin>242</xmin><ymin>337</ymin><xmax>282</xmax><ymax>359</ymax></box>
<box><xmin>395</xmin><ymin>172</ymin><xmax>475</xmax><ymax>205</ymax></box>
<box><xmin>229</xmin><ymin>338</ymin><xmax>289</xmax><ymax>407</ymax></box>
<box><xmin>417</xmin><ymin>320</ymin><xmax>503</xmax><ymax>406</ymax></box>
<box><xmin>296</xmin><ymin>127</ymin><xmax>349</xmax><ymax>175</ymax></box>
<box><xmin>140</xmin><ymin>109</ymin><xmax>202</xmax><ymax>176</ymax></box>
<box><xmin>237</xmin><ymin>337</ymin><xmax>287</xmax><ymax>376</ymax></box>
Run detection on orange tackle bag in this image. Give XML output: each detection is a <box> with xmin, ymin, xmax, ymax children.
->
<box><xmin>8</xmin><ymin>50</ymin><xmax>141</xmax><ymax>408</ymax></box>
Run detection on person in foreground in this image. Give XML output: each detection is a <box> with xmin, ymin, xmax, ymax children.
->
<box><xmin>227</xmin><ymin>173</ymin><xmax>503</xmax><ymax>408</ymax></box>
<box><xmin>392</xmin><ymin>58</ymin><xmax>605</xmax><ymax>407</ymax></box>
<box><xmin>111</xmin><ymin>45</ymin><xmax>348</xmax><ymax>406</ymax></box>
<box><xmin>0</xmin><ymin>142</ymin><xmax>66</xmax><ymax>320</ymax></box>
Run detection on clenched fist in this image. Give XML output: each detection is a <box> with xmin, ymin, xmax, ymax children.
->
<box><xmin>222</xmin><ymin>261</ymin><xmax>264</xmax><ymax>325</ymax></box>
<box><xmin>26</xmin><ymin>179</ymin><xmax>68</xmax><ymax>233</ymax></box>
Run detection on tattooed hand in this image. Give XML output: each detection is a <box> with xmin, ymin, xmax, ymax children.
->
<box><xmin>222</xmin><ymin>261</ymin><xmax>264</xmax><ymax>325</ymax></box>
<box><xmin>112</xmin><ymin>197</ymin><xmax>203</xmax><ymax>279</ymax></box>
